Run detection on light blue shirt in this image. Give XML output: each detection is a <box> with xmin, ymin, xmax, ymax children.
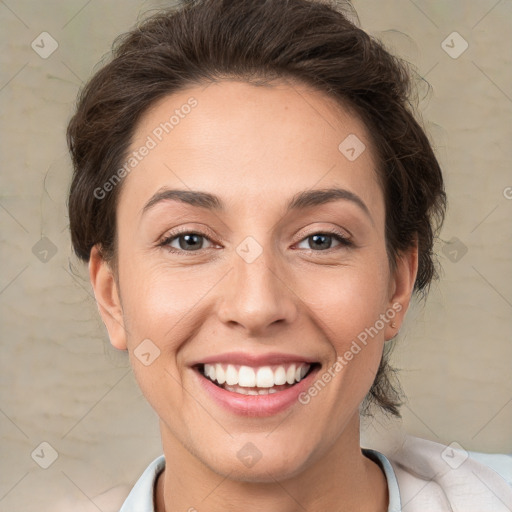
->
<box><xmin>119</xmin><ymin>435</ymin><xmax>512</xmax><ymax>511</ymax></box>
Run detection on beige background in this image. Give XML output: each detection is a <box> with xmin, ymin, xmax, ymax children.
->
<box><xmin>0</xmin><ymin>0</ymin><xmax>511</xmax><ymax>510</ymax></box>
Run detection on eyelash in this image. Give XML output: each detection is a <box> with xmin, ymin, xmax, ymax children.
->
<box><xmin>158</xmin><ymin>227</ymin><xmax>353</xmax><ymax>255</ymax></box>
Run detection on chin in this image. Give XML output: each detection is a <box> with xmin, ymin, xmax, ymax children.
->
<box><xmin>198</xmin><ymin>443</ymin><xmax>315</xmax><ymax>483</ymax></box>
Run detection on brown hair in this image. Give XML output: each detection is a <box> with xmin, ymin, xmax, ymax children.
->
<box><xmin>67</xmin><ymin>0</ymin><xmax>446</xmax><ymax>418</ymax></box>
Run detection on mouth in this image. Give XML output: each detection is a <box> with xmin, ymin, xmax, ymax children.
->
<box><xmin>195</xmin><ymin>362</ymin><xmax>321</xmax><ymax>396</ymax></box>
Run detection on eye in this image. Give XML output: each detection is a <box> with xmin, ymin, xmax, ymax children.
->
<box><xmin>295</xmin><ymin>230</ymin><xmax>352</xmax><ymax>251</ymax></box>
<box><xmin>158</xmin><ymin>228</ymin><xmax>352</xmax><ymax>255</ymax></box>
<box><xmin>159</xmin><ymin>230</ymin><xmax>216</xmax><ymax>253</ymax></box>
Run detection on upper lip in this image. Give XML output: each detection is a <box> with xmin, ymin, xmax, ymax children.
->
<box><xmin>190</xmin><ymin>351</ymin><xmax>318</xmax><ymax>367</ymax></box>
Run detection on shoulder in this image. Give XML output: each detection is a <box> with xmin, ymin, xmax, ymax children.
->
<box><xmin>386</xmin><ymin>434</ymin><xmax>512</xmax><ymax>511</ymax></box>
<box><xmin>119</xmin><ymin>455</ymin><xmax>165</xmax><ymax>512</ymax></box>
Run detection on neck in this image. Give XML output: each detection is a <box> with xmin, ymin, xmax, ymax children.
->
<box><xmin>155</xmin><ymin>415</ymin><xmax>388</xmax><ymax>512</ymax></box>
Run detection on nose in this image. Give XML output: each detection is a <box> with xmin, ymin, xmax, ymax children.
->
<box><xmin>216</xmin><ymin>243</ymin><xmax>299</xmax><ymax>337</ymax></box>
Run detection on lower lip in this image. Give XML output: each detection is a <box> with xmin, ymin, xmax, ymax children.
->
<box><xmin>194</xmin><ymin>366</ymin><xmax>320</xmax><ymax>417</ymax></box>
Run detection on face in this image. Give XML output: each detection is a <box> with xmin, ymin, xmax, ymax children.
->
<box><xmin>90</xmin><ymin>79</ymin><xmax>416</xmax><ymax>482</ymax></box>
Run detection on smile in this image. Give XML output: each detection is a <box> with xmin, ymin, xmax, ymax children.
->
<box><xmin>200</xmin><ymin>362</ymin><xmax>314</xmax><ymax>395</ymax></box>
<box><xmin>192</xmin><ymin>355</ymin><xmax>321</xmax><ymax>416</ymax></box>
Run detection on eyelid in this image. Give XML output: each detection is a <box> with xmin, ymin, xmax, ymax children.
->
<box><xmin>294</xmin><ymin>224</ymin><xmax>353</xmax><ymax>244</ymax></box>
<box><xmin>158</xmin><ymin>224</ymin><xmax>354</xmax><ymax>255</ymax></box>
<box><xmin>158</xmin><ymin>224</ymin><xmax>218</xmax><ymax>245</ymax></box>
<box><xmin>293</xmin><ymin>229</ymin><xmax>353</xmax><ymax>253</ymax></box>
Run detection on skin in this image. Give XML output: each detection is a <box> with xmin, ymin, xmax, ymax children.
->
<box><xmin>89</xmin><ymin>79</ymin><xmax>418</xmax><ymax>512</ymax></box>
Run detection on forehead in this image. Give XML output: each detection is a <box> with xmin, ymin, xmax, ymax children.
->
<box><xmin>119</xmin><ymin>79</ymin><xmax>382</xmax><ymax>220</ymax></box>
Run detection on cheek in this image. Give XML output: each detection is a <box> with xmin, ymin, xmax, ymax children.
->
<box><xmin>297</xmin><ymin>256</ymin><xmax>390</xmax><ymax>341</ymax></box>
<box><xmin>121</xmin><ymin>244</ymin><xmax>390</xmax><ymax>347</ymax></box>
<box><xmin>119</xmin><ymin>265</ymin><xmax>195</xmax><ymax>414</ymax></box>
<box><xmin>119</xmin><ymin>259</ymin><xmax>220</xmax><ymax>352</ymax></box>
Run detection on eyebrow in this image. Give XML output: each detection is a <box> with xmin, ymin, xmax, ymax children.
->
<box><xmin>141</xmin><ymin>186</ymin><xmax>372</xmax><ymax>221</ymax></box>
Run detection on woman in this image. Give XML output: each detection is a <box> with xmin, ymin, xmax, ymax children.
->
<box><xmin>66</xmin><ymin>0</ymin><xmax>512</xmax><ymax>510</ymax></box>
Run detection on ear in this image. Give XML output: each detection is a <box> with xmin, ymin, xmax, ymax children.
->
<box><xmin>385</xmin><ymin>241</ymin><xmax>418</xmax><ymax>341</ymax></box>
<box><xmin>88</xmin><ymin>245</ymin><xmax>127</xmax><ymax>350</ymax></box>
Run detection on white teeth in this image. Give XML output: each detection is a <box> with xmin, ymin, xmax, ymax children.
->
<box><xmin>202</xmin><ymin>362</ymin><xmax>312</xmax><ymax>388</ymax></box>
<box><xmin>274</xmin><ymin>366</ymin><xmax>287</xmax><ymax>385</ymax></box>
<box><xmin>256</xmin><ymin>366</ymin><xmax>274</xmax><ymax>388</ymax></box>
<box><xmin>286</xmin><ymin>364</ymin><xmax>296</xmax><ymax>385</ymax></box>
<box><xmin>223</xmin><ymin>386</ymin><xmax>279</xmax><ymax>395</ymax></box>
<box><xmin>238</xmin><ymin>366</ymin><xmax>256</xmax><ymax>387</ymax></box>
<box><xmin>225</xmin><ymin>364</ymin><xmax>238</xmax><ymax>386</ymax></box>
<box><xmin>216</xmin><ymin>365</ymin><xmax>226</xmax><ymax>384</ymax></box>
